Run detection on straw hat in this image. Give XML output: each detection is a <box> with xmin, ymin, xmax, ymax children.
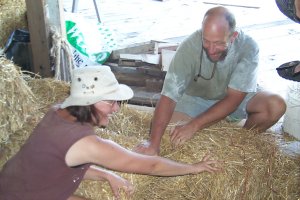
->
<box><xmin>60</xmin><ymin>65</ymin><xmax>134</xmax><ymax>108</ymax></box>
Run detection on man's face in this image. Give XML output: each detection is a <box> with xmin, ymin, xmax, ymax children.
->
<box><xmin>201</xmin><ymin>16</ymin><xmax>236</xmax><ymax>62</ymax></box>
<box><xmin>202</xmin><ymin>33</ymin><xmax>231</xmax><ymax>62</ymax></box>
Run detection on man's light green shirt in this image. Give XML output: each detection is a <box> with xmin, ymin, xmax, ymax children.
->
<box><xmin>162</xmin><ymin>29</ymin><xmax>259</xmax><ymax>102</ymax></box>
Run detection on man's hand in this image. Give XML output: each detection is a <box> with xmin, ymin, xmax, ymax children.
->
<box><xmin>170</xmin><ymin>123</ymin><xmax>198</xmax><ymax>147</ymax></box>
<box><xmin>133</xmin><ymin>140</ymin><xmax>160</xmax><ymax>156</ymax></box>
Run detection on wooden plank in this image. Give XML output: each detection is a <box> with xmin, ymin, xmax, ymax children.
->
<box><xmin>129</xmin><ymin>86</ymin><xmax>160</xmax><ymax>107</ymax></box>
<box><xmin>145</xmin><ymin>79</ymin><xmax>163</xmax><ymax>92</ymax></box>
<box><xmin>106</xmin><ymin>62</ymin><xmax>166</xmax><ymax>79</ymax></box>
<box><xmin>202</xmin><ymin>0</ymin><xmax>260</xmax><ymax>9</ymax></box>
<box><xmin>25</xmin><ymin>0</ymin><xmax>51</xmax><ymax>77</ymax></box>
<box><xmin>110</xmin><ymin>41</ymin><xmax>158</xmax><ymax>60</ymax></box>
<box><xmin>47</xmin><ymin>0</ymin><xmax>66</xmax><ymax>38</ymax></box>
<box><xmin>135</xmin><ymin>66</ymin><xmax>166</xmax><ymax>78</ymax></box>
<box><xmin>119</xmin><ymin>53</ymin><xmax>160</xmax><ymax>65</ymax></box>
<box><xmin>157</xmin><ymin>42</ymin><xmax>178</xmax><ymax>53</ymax></box>
<box><xmin>115</xmin><ymin>73</ymin><xmax>146</xmax><ymax>87</ymax></box>
<box><xmin>25</xmin><ymin>0</ymin><xmax>65</xmax><ymax>77</ymax></box>
<box><xmin>118</xmin><ymin>59</ymin><xmax>142</xmax><ymax>67</ymax></box>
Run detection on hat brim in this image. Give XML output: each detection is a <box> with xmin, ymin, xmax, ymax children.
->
<box><xmin>60</xmin><ymin>84</ymin><xmax>134</xmax><ymax>109</ymax></box>
<box><xmin>102</xmin><ymin>84</ymin><xmax>134</xmax><ymax>101</ymax></box>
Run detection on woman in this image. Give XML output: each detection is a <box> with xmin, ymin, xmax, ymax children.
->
<box><xmin>0</xmin><ymin>65</ymin><xmax>220</xmax><ymax>200</ymax></box>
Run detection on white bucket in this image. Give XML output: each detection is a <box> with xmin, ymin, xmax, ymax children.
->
<box><xmin>283</xmin><ymin>82</ymin><xmax>300</xmax><ymax>140</ymax></box>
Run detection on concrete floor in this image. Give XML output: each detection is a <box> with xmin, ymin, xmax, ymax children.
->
<box><xmin>63</xmin><ymin>0</ymin><xmax>300</xmax><ymax>155</ymax></box>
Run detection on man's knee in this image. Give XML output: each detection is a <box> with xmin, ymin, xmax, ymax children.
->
<box><xmin>247</xmin><ymin>92</ymin><xmax>286</xmax><ymax>121</ymax></box>
<box><xmin>261</xmin><ymin>93</ymin><xmax>286</xmax><ymax>123</ymax></box>
<box><xmin>267</xmin><ymin>94</ymin><xmax>286</xmax><ymax>119</ymax></box>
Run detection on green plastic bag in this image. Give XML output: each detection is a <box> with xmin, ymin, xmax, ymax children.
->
<box><xmin>65</xmin><ymin>12</ymin><xmax>116</xmax><ymax>68</ymax></box>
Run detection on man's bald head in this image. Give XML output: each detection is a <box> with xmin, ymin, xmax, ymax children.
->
<box><xmin>201</xmin><ymin>6</ymin><xmax>238</xmax><ymax>62</ymax></box>
<box><xmin>202</xmin><ymin>6</ymin><xmax>236</xmax><ymax>35</ymax></box>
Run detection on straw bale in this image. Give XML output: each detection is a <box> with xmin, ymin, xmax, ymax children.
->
<box><xmin>0</xmin><ymin>76</ymin><xmax>68</xmax><ymax>169</ymax></box>
<box><xmin>0</xmin><ymin>57</ymin><xmax>37</xmax><ymax>147</ymax></box>
<box><xmin>27</xmin><ymin>78</ymin><xmax>70</xmax><ymax>113</ymax></box>
<box><xmin>74</xmin><ymin>106</ymin><xmax>300</xmax><ymax>200</ymax></box>
<box><xmin>0</xmin><ymin>0</ymin><xmax>27</xmax><ymax>47</ymax></box>
<box><xmin>0</xmin><ymin>116</ymin><xmax>39</xmax><ymax>169</ymax></box>
<box><xmin>0</xmin><ymin>76</ymin><xmax>299</xmax><ymax>199</ymax></box>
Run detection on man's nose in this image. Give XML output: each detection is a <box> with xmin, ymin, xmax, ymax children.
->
<box><xmin>207</xmin><ymin>43</ymin><xmax>217</xmax><ymax>54</ymax></box>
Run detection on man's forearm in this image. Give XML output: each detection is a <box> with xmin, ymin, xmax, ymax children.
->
<box><xmin>191</xmin><ymin>91</ymin><xmax>245</xmax><ymax>131</ymax></box>
<box><xmin>149</xmin><ymin>95</ymin><xmax>176</xmax><ymax>148</ymax></box>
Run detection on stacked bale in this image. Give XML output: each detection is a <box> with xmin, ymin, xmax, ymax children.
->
<box><xmin>0</xmin><ymin>0</ymin><xmax>27</xmax><ymax>48</ymax></box>
<box><xmin>0</xmin><ymin>57</ymin><xmax>69</xmax><ymax>166</ymax></box>
<box><xmin>0</xmin><ymin>58</ymin><xmax>36</xmax><ymax>148</ymax></box>
<box><xmin>27</xmin><ymin>78</ymin><xmax>70</xmax><ymax>113</ymax></box>
<box><xmin>75</xmin><ymin>107</ymin><xmax>300</xmax><ymax>200</ymax></box>
<box><xmin>0</xmin><ymin>60</ymin><xmax>299</xmax><ymax>199</ymax></box>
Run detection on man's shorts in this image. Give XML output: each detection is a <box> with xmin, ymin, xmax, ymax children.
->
<box><xmin>174</xmin><ymin>92</ymin><xmax>256</xmax><ymax>122</ymax></box>
<box><xmin>276</xmin><ymin>0</ymin><xmax>300</xmax><ymax>23</ymax></box>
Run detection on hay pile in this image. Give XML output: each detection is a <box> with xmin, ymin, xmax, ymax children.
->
<box><xmin>27</xmin><ymin>78</ymin><xmax>70</xmax><ymax>113</ymax></box>
<box><xmin>0</xmin><ymin>60</ymin><xmax>299</xmax><ymax>199</ymax></box>
<box><xmin>74</xmin><ymin>107</ymin><xmax>300</xmax><ymax>200</ymax></box>
<box><xmin>0</xmin><ymin>57</ymin><xmax>36</xmax><ymax>148</ymax></box>
<box><xmin>0</xmin><ymin>0</ymin><xmax>27</xmax><ymax>48</ymax></box>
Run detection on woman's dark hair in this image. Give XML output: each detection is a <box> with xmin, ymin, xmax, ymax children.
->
<box><xmin>66</xmin><ymin>104</ymin><xmax>100</xmax><ymax>126</ymax></box>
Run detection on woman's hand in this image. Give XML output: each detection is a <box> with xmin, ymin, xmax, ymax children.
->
<box><xmin>83</xmin><ymin>165</ymin><xmax>134</xmax><ymax>200</ymax></box>
<box><xmin>191</xmin><ymin>154</ymin><xmax>222</xmax><ymax>174</ymax></box>
<box><xmin>106</xmin><ymin>172</ymin><xmax>134</xmax><ymax>199</ymax></box>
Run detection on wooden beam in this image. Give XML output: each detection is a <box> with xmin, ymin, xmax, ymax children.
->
<box><xmin>119</xmin><ymin>53</ymin><xmax>160</xmax><ymax>65</ymax></box>
<box><xmin>110</xmin><ymin>41</ymin><xmax>158</xmax><ymax>60</ymax></box>
<box><xmin>47</xmin><ymin>0</ymin><xmax>66</xmax><ymax>38</ymax></box>
<box><xmin>25</xmin><ymin>0</ymin><xmax>65</xmax><ymax>77</ymax></box>
<box><xmin>202</xmin><ymin>0</ymin><xmax>260</xmax><ymax>9</ymax></box>
<box><xmin>156</xmin><ymin>42</ymin><xmax>178</xmax><ymax>53</ymax></box>
<box><xmin>25</xmin><ymin>0</ymin><xmax>51</xmax><ymax>77</ymax></box>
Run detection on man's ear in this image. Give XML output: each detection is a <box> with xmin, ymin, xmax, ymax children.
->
<box><xmin>230</xmin><ymin>31</ymin><xmax>238</xmax><ymax>43</ymax></box>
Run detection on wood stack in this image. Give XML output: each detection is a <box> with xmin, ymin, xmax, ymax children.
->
<box><xmin>105</xmin><ymin>40</ymin><xmax>179</xmax><ymax>107</ymax></box>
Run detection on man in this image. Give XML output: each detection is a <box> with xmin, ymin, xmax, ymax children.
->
<box><xmin>135</xmin><ymin>6</ymin><xmax>286</xmax><ymax>156</ymax></box>
<box><xmin>276</xmin><ymin>0</ymin><xmax>300</xmax><ymax>81</ymax></box>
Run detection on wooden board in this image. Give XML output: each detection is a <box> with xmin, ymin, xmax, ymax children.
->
<box><xmin>110</xmin><ymin>41</ymin><xmax>158</xmax><ymax>60</ymax></box>
<box><xmin>119</xmin><ymin>53</ymin><xmax>160</xmax><ymax>65</ymax></box>
<box><xmin>129</xmin><ymin>86</ymin><xmax>160</xmax><ymax>107</ymax></box>
<box><xmin>25</xmin><ymin>0</ymin><xmax>51</xmax><ymax>77</ymax></box>
<box><xmin>202</xmin><ymin>0</ymin><xmax>260</xmax><ymax>8</ymax></box>
<box><xmin>25</xmin><ymin>0</ymin><xmax>65</xmax><ymax>77</ymax></box>
<box><xmin>105</xmin><ymin>63</ymin><xmax>164</xmax><ymax>106</ymax></box>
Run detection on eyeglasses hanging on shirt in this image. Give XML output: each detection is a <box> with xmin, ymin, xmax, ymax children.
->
<box><xmin>194</xmin><ymin>47</ymin><xmax>217</xmax><ymax>81</ymax></box>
